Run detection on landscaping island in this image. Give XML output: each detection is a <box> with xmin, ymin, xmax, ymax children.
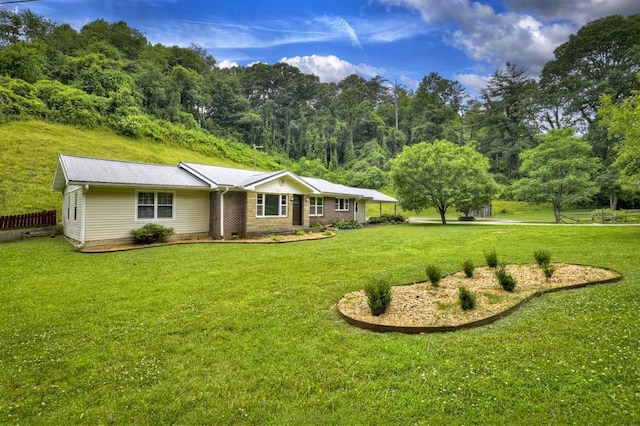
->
<box><xmin>337</xmin><ymin>264</ymin><xmax>622</xmax><ymax>333</ymax></box>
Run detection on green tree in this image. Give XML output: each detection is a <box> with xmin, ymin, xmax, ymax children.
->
<box><xmin>390</xmin><ymin>140</ymin><xmax>498</xmax><ymax>224</ymax></box>
<box><xmin>478</xmin><ymin>63</ymin><xmax>540</xmax><ymax>181</ymax></box>
<box><xmin>512</xmin><ymin>129</ymin><xmax>601</xmax><ymax>223</ymax></box>
<box><xmin>0</xmin><ymin>9</ymin><xmax>53</xmax><ymax>47</ymax></box>
<box><xmin>599</xmin><ymin>89</ymin><xmax>640</xmax><ymax>192</ymax></box>
<box><xmin>540</xmin><ymin>15</ymin><xmax>640</xmax><ymax>129</ymax></box>
<box><xmin>539</xmin><ymin>14</ymin><xmax>640</xmax><ymax>187</ymax></box>
<box><xmin>0</xmin><ymin>41</ymin><xmax>47</xmax><ymax>83</ymax></box>
<box><xmin>411</xmin><ymin>72</ymin><xmax>465</xmax><ymax>144</ymax></box>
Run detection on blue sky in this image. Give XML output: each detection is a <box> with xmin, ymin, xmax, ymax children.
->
<box><xmin>13</xmin><ymin>0</ymin><xmax>640</xmax><ymax>94</ymax></box>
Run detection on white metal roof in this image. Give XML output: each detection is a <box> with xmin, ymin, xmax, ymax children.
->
<box><xmin>51</xmin><ymin>155</ymin><xmax>211</xmax><ymax>191</ymax></box>
<box><xmin>179</xmin><ymin>162</ymin><xmax>319</xmax><ymax>192</ymax></box>
<box><xmin>300</xmin><ymin>176</ymin><xmax>397</xmax><ymax>203</ymax></box>
<box><xmin>51</xmin><ymin>155</ymin><xmax>397</xmax><ymax>203</ymax></box>
<box><xmin>178</xmin><ymin>162</ymin><xmax>279</xmax><ymax>187</ymax></box>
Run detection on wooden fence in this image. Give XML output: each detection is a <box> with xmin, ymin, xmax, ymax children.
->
<box><xmin>0</xmin><ymin>210</ymin><xmax>57</xmax><ymax>230</ymax></box>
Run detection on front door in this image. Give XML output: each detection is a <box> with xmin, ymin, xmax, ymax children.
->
<box><xmin>292</xmin><ymin>194</ymin><xmax>303</xmax><ymax>226</ymax></box>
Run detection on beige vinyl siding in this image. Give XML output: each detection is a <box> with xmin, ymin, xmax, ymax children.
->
<box><xmin>255</xmin><ymin>178</ymin><xmax>310</xmax><ymax>195</ymax></box>
<box><xmin>84</xmin><ymin>186</ymin><xmax>210</xmax><ymax>242</ymax></box>
<box><xmin>62</xmin><ymin>185</ymin><xmax>83</xmax><ymax>242</ymax></box>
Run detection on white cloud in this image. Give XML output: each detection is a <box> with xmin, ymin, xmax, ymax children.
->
<box><xmin>376</xmin><ymin>0</ymin><xmax>579</xmax><ymax>75</ymax></box>
<box><xmin>454</xmin><ymin>73</ymin><xmax>490</xmax><ymax>96</ymax></box>
<box><xmin>281</xmin><ymin>55</ymin><xmax>384</xmax><ymax>83</ymax></box>
<box><xmin>316</xmin><ymin>16</ymin><xmax>361</xmax><ymax>48</ymax></box>
<box><xmin>216</xmin><ymin>59</ymin><xmax>239</xmax><ymax>69</ymax></box>
<box><xmin>503</xmin><ymin>0</ymin><xmax>640</xmax><ymax>25</ymax></box>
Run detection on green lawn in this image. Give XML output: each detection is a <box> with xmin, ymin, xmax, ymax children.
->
<box><xmin>2</xmin><ymin>224</ymin><xmax>639</xmax><ymax>424</ymax></box>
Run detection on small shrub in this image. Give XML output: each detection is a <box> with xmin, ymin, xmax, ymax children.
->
<box><xmin>364</xmin><ymin>276</ymin><xmax>392</xmax><ymax>316</ymax></box>
<box><xmin>331</xmin><ymin>219</ymin><xmax>362</xmax><ymax>230</ymax></box>
<box><xmin>310</xmin><ymin>221</ymin><xmax>324</xmax><ymax>230</ymax></box>
<box><xmin>382</xmin><ymin>214</ymin><xmax>405</xmax><ymax>223</ymax></box>
<box><xmin>295</xmin><ymin>229</ymin><xmax>305</xmax><ymax>236</ymax></box>
<box><xmin>271</xmin><ymin>235</ymin><xmax>283</xmax><ymax>242</ymax></box>
<box><xmin>533</xmin><ymin>250</ymin><xmax>552</xmax><ymax>267</ymax></box>
<box><xmin>458</xmin><ymin>286</ymin><xmax>477</xmax><ymax>311</ymax></box>
<box><xmin>462</xmin><ymin>260</ymin><xmax>475</xmax><ymax>278</ymax></box>
<box><xmin>323</xmin><ymin>230</ymin><xmax>334</xmax><ymax>236</ymax></box>
<box><xmin>367</xmin><ymin>214</ymin><xmax>406</xmax><ymax>225</ymax></box>
<box><xmin>131</xmin><ymin>223</ymin><xmax>174</xmax><ymax>244</ymax></box>
<box><xmin>484</xmin><ymin>249</ymin><xmax>498</xmax><ymax>268</ymax></box>
<box><xmin>425</xmin><ymin>263</ymin><xmax>442</xmax><ymax>286</ymax></box>
<box><xmin>542</xmin><ymin>263</ymin><xmax>556</xmax><ymax>280</ymax></box>
<box><xmin>495</xmin><ymin>265</ymin><xmax>516</xmax><ymax>292</ymax></box>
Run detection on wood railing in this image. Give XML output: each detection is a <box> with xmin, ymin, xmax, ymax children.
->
<box><xmin>0</xmin><ymin>210</ymin><xmax>57</xmax><ymax>230</ymax></box>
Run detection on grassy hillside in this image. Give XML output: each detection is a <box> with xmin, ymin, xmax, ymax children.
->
<box><xmin>0</xmin><ymin>120</ymin><xmax>281</xmax><ymax>216</ymax></box>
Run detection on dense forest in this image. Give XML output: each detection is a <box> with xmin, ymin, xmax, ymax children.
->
<box><xmin>1</xmin><ymin>10</ymin><xmax>639</xmax><ymax>208</ymax></box>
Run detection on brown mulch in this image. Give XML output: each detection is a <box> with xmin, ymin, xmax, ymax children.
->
<box><xmin>337</xmin><ymin>264</ymin><xmax>621</xmax><ymax>329</ymax></box>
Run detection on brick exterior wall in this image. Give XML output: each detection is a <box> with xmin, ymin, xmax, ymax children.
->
<box><xmin>309</xmin><ymin>196</ymin><xmax>355</xmax><ymax>225</ymax></box>
<box><xmin>223</xmin><ymin>191</ymin><xmax>246</xmax><ymax>239</ymax></box>
<box><xmin>210</xmin><ymin>191</ymin><xmax>246</xmax><ymax>239</ymax></box>
<box><xmin>245</xmin><ymin>191</ymin><xmax>309</xmax><ymax>235</ymax></box>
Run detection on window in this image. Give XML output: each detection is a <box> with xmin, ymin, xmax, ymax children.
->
<box><xmin>335</xmin><ymin>198</ymin><xmax>349</xmax><ymax>211</ymax></box>
<box><xmin>137</xmin><ymin>191</ymin><xmax>174</xmax><ymax>220</ymax></box>
<box><xmin>257</xmin><ymin>193</ymin><xmax>287</xmax><ymax>217</ymax></box>
<box><xmin>310</xmin><ymin>197</ymin><xmax>323</xmax><ymax>216</ymax></box>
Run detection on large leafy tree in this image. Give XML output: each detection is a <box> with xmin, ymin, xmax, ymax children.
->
<box><xmin>540</xmin><ymin>14</ymin><xmax>640</xmax><ymax>180</ymax></box>
<box><xmin>390</xmin><ymin>140</ymin><xmax>498</xmax><ymax>224</ymax></box>
<box><xmin>512</xmin><ymin>129</ymin><xmax>601</xmax><ymax>223</ymax></box>
<box><xmin>599</xmin><ymin>89</ymin><xmax>640</xmax><ymax>193</ymax></box>
<box><xmin>411</xmin><ymin>72</ymin><xmax>466</xmax><ymax>144</ymax></box>
<box><xmin>540</xmin><ymin>15</ymin><xmax>640</xmax><ymax>129</ymax></box>
<box><xmin>0</xmin><ymin>9</ymin><xmax>53</xmax><ymax>47</ymax></box>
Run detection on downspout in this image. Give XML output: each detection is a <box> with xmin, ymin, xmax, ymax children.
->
<box><xmin>79</xmin><ymin>184</ymin><xmax>89</xmax><ymax>249</ymax></box>
<box><xmin>219</xmin><ymin>187</ymin><xmax>229</xmax><ymax>240</ymax></box>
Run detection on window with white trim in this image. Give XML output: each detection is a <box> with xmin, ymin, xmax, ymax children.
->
<box><xmin>256</xmin><ymin>193</ymin><xmax>287</xmax><ymax>217</ymax></box>
<box><xmin>335</xmin><ymin>198</ymin><xmax>349</xmax><ymax>211</ymax></box>
<box><xmin>309</xmin><ymin>197</ymin><xmax>323</xmax><ymax>216</ymax></box>
<box><xmin>136</xmin><ymin>191</ymin><xmax>174</xmax><ymax>220</ymax></box>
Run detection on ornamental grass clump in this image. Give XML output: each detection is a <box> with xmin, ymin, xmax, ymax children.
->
<box><xmin>462</xmin><ymin>259</ymin><xmax>475</xmax><ymax>278</ymax></box>
<box><xmin>533</xmin><ymin>249</ymin><xmax>555</xmax><ymax>280</ymax></box>
<box><xmin>534</xmin><ymin>250</ymin><xmax>552</xmax><ymax>268</ymax></box>
<box><xmin>458</xmin><ymin>286</ymin><xmax>477</xmax><ymax>311</ymax></box>
<box><xmin>484</xmin><ymin>248</ymin><xmax>498</xmax><ymax>268</ymax></box>
<box><xmin>364</xmin><ymin>276</ymin><xmax>392</xmax><ymax>316</ymax></box>
<box><xmin>495</xmin><ymin>264</ymin><xmax>517</xmax><ymax>292</ymax></box>
<box><xmin>425</xmin><ymin>263</ymin><xmax>442</xmax><ymax>287</ymax></box>
<box><xmin>542</xmin><ymin>263</ymin><xmax>556</xmax><ymax>280</ymax></box>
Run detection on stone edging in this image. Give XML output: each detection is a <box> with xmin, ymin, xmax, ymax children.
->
<box><xmin>336</xmin><ymin>265</ymin><xmax>623</xmax><ymax>334</ymax></box>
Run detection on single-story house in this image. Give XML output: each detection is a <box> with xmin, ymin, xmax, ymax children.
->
<box><xmin>51</xmin><ymin>154</ymin><xmax>397</xmax><ymax>248</ymax></box>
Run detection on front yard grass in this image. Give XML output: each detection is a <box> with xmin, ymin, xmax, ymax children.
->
<box><xmin>1</xmin><ymin>224</ymin><xmax>639</xmax><ymax>424</ymax></box>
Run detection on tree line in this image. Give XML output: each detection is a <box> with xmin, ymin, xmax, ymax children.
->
<box><xmin>0</xmin><ymin>9</ymin><xmax>639</xmax><ymax>210</ymax></box>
